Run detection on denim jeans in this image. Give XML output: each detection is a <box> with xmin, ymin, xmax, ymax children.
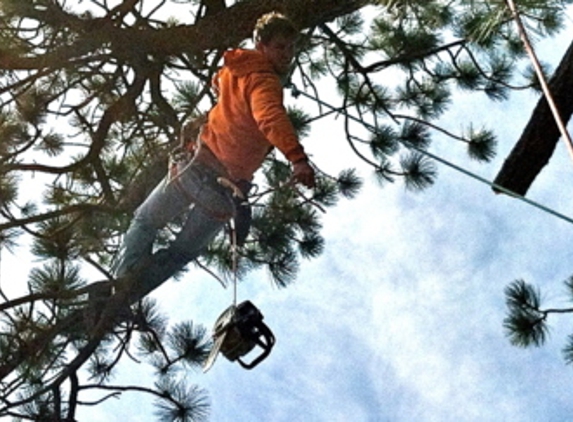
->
<box><xmin>113</xmin><ymin>157</ymin><xmax>235</xmax><ymax>292</ymax></box>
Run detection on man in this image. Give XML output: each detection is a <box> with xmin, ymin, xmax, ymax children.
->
<box><xmin>112</xmin><ymin>12</ymin><xmax>314</xmax><ymax>295</ymax></box>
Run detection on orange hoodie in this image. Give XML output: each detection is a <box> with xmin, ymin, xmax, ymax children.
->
<box><xmin>198</xmin><ymin>49</ymin><xmax>307</xmax><ymax>181</ymax></box>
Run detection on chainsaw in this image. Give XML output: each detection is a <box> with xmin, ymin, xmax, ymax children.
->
<box><xmin>203</xmin><ymin>300</ymin><xmax>275</xmax><ymax>372</ymax></box>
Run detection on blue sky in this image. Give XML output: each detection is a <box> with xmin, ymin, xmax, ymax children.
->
<box><xmin>3</xmin><ymin>4</ymin><xmax>573</xmax><ymax>422</ymax></box>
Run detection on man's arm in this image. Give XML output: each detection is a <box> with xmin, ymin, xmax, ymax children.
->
<box><xmin>249</xmin><ymin>74</ymin><xmax>315</xmax><ymax>187</ymax></box>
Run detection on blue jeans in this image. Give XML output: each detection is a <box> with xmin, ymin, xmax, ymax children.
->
<box><xmin>113</xmin><ymin>156</ymin><xmax>235</xmax><ymax>294</ymax></box>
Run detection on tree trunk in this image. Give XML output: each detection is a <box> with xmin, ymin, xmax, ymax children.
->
<box><xmin>493</xmin><ymin>38</ymin><xmax>573</xmax><ymax>196</ymax></box>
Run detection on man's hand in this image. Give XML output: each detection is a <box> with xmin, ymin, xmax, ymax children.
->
<box><xmin>292</xmin><ymin>159</ymin><xmax>315</xmax><ymax>188</ymax></box>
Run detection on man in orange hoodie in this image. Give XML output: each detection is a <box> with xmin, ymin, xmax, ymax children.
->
<box><xmin>113</xmin><ymin>12</ymin><xmax>314</xmax><ymax>294</ymax></box>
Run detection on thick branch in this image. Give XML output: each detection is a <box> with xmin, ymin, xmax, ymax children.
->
<box><xmin>0</xmin><ymin>0</ymin><xmax>374</xmax><ymax>72</ymax></box>
<box><xmin>493</xmin><ymin>37</ymin><xmax>573</xmax><ymax>196</ymax></box>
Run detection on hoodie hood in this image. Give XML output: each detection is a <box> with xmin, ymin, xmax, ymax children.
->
<box><xmin>223</xmin><ymin>49</ymin><xmax>275</xmax><ymax>77</ymax></box>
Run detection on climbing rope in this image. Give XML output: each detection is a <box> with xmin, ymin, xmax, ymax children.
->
<box><xmin>229</xmin><ymin>217</ymin><xmax>239</xmax><ymax>307</ymax></box>
<box><xmin>504</xmin><ymin>0</ymin><xmax>573</xmax><ymax>164</ymax></box>
<box><xmin>288</xmin><ymin>83</ymin><xmax>573</xmax><ymax>226</ymax></box>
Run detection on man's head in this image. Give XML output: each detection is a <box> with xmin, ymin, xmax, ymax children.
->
<box><xmin>253</xmin><ymin>12</ymin><xmax>298</xmax><ymax>76</ymax></box>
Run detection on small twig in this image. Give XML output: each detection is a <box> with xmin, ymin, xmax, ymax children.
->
<box><xmin>193</xmin><ymin>259</ymin><xmax>227</xmax><ymax>288</ymax></box>
<box><xmin>290</xmin><ymin>184</ymin><xmax>327</xmax><ymax>214</ymax></box>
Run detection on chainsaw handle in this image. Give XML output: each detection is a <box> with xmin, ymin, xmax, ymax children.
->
<box><xmin>237</xmin><ymin>322</ymin><xmax>276</xmax><ymax>370</ymax></box>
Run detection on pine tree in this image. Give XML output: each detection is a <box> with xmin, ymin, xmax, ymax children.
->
<box><xmin>0</xmin><ymin>0</ymin><xmax>570</xmax><ymax>419</ymax></box>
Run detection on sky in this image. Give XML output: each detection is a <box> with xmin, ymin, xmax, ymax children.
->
<box><xmin>3</xmin><ymin>4</ymin><xmax>573</xmax><ymax>422</ymax></box>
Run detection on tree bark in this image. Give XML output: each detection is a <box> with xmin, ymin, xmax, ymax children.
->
<box><xmin>141</xmin><ymin>0</ymin><xmax>373</xmax><ymax>55</ymax></box>
<box><xmin>493</xmin><ymin>38</ymin><xmax>573</xmax><ymax>196</ymax></box>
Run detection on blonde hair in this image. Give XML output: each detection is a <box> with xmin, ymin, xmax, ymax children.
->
<box><xmin>253</xmin><ymin>12</ymin><xmax>298</xmax><ymax>45</ymax></box>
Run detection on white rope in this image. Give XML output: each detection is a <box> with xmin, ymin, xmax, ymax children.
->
<box><xmin>289</xmin><ymin>83</ymin><xmax>573</xmax><ymax>226</ymax></box>
<box><xmin>505</xmin><ymin>0</ymin><xmax>573</xmax><ymax>164</ymax></box>
<box><xmin>229</xmin><ymin>217</ymin><xmax>238</xmax><ymax>307</ymax></box>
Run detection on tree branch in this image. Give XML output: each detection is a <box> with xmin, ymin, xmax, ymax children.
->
<box><xmin>493</xmin><ymin>37</ymin><xmax>573</xmax><ymax>195</ymax></box>
<box><xmin>0</xmin><ymin>204</ymin><xmax>117</xmax><ymax>233</ymax></box>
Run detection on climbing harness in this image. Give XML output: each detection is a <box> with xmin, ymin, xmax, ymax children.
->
<box><xmin>203</xmin><ymin>219</ymin><xmax>275</xmax><ymax>372</ymax></box>
<box><xmin>166</xmin><ymin>142</ymin><xmax>240</xmax><ymax>221</ymax></box>
<box><xmin>288</xmin><ymin>83</ymin><xmax>573</xmax><ymax>227</ymax></box>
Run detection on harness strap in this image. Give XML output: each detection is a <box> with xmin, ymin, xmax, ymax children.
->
<box><xmin>167</xmin><ymin>142</ymin><xmax>244</xmax><ymax>221</ymax></box>
<box><xmin>217</xmin><ymin>177</ymin><xmax>245</xmax><ymax>200</ymax></box>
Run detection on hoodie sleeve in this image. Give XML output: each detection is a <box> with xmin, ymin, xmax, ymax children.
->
<box><xmin>247</xmin><ymin>72</ymin><xmax>308</xmax><ymax>163</ymax></box>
